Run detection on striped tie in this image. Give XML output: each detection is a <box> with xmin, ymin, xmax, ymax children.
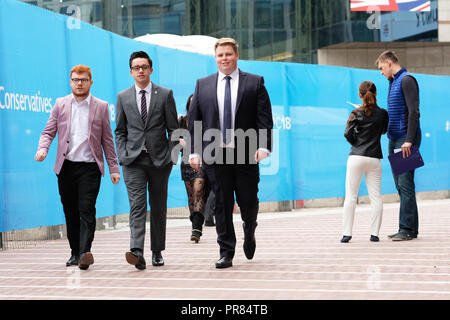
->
<box><xmin>140</xmin><ymin>89</ymin><xmax>147</xmax><ymax>123</ymax></box>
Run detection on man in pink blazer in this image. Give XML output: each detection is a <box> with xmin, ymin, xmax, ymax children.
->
<box><xmin>35</xmin><ymin>65</ymin><xmax>120</xmax><ymax>270</ymax></box>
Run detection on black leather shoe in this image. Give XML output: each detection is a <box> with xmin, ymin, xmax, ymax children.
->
<box><xmin>243</xmin><ymin>235</ymin><xmax>256</xmax><ymax>260</ymax></box>
<box><xmin>370</xmin><ymin>235</ymin><xmax>380</xmax><ymax>242</ymax></box>
<box><xmin>152</xmin><ymin>251</ymin><xmax>164</xmax><ymax>266</ymax></box>
<box><xmin>340</xmin><ymin>236</ymin><xmax>352</xmax><ymax>243</ymax></box>
<box><xmin>78</xmin><ymin>252</ymin><xmax>94</xmax><ymax>270</ymax></box>
<box><xmin>215</xmin><ymin>257</ymin><xmax>233</xmax><ymax>269</ymax></box>
<box><xmin>66</xmin><ymin>255</ymin><xmax>79</xmax><ymax>267</ymax></box>
<box><xmin>204</xmin><ymin>217</ymin><xmax>215</xmax><ymax>227</ymax></box>
<box><xmin>243</xmin><ymin>222</ymin><xmax>257</xmax><ymax>260</ymax></box>
<box><xmin>126</xmin><ymin>250</ymin><xmax>146</xmax><ymax>270</ymax></box>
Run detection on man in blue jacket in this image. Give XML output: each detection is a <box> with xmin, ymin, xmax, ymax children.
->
<box><xmin>376</xmin><ymin>50</ymin><xmax>421</xmax><ymax>241</ymax></box>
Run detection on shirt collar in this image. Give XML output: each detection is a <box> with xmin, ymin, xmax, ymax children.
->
<box><xmin>71</xmin><ymin>93</ymin><xmax>91</xmax><ymax>106</ymax></box>
<box><xmin>218</xmin><ymin>68</ymin><xmax>239</xmax><ymax>81</ymax></box>
<box><xmin>135</xmin><ymin>82</ymin><xmax>152</xmax><ymax>94</ymax></box>
<box><xmin>392</xmin><ymin>67</ymin><xmax>407</xmax><ymax>81</ymax></box>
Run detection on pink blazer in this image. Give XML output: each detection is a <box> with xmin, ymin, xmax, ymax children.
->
<box><xmin>37</xmin><ymin>94</ymin><xmax>120</xmax><ymax>176</ymax></box>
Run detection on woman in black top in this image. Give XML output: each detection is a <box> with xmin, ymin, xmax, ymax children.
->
<box><xmin>179</xmin><ymin>94</ymin><xmax>207</xmax><ymax>243</ymax></box>
<box><xmin>342</xmin><ymin>81</ymin><xmax>389</xmax><ymax>243</ymax></box>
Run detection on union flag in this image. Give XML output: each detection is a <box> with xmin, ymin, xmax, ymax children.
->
<box><xmin>350</xmin><ymin>0</ymin><xmax>431</xmax><ymax>11</ymax></box>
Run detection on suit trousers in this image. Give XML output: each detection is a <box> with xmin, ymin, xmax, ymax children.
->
<box><xmin>343</xmin><ymin>155</ymin><xmax>383</xmax><ymax>237</ymax></box>
<box><xmin>205</xmin><ymin>148</ymin><xmax>260</xmax><ymax>259</ymax></box>
<box><xmin>123</xmin><ymin>151</ymin><xmax>173</xmax><ymax>252</ymax></box>
<box><xmin>57</xmin><ymin>160</ymin><xmax>101</xmax><ymax>256</ymax></box>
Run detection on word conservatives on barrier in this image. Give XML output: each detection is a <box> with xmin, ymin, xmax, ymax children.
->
<box><xmin>0</xmin><ymin>85</ymin><xmax>53</xmax><ymax>114</ymax></box>
<box><xmin>0</xmin><ymin>85</ymin><xmax>117</xmax><ymax>122</ymax></box>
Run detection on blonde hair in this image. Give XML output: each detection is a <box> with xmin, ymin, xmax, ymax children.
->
<box><xmin>375</xmin><ymin>50</ymin><xmax>399</xmax><ymax>67</ymax></box>
<box><xmin>215</xmin><ymin>38</ymin><xmax>239</xmax><ymax>53</ymax></box>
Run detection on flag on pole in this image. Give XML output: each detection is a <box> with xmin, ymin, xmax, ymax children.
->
<box><xmin>350</xmin><ymin>0</ymin><xmax>430</xmax><ymax>11</ymax></box>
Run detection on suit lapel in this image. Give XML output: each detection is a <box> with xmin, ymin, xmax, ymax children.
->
<box><xmin>65</xmin><ymin>95</ymin><xmax>73</xmax><ymax>136</ymax></box>
<box><xmin>235</xmin><ymin>69</ymin><xmax>247</xmax><ymax>115</ymax></box>
<box><xmin>212</xmin><ymin>73</ymin><xmax>219</xmax><ymax>115</ymax></box>
<box><xmin>87</xmin><ymin>95</ymin><xmax>98</xmax><ymax>136</ymax></box>
<box><xmin>127</xmin><ymin>86</ymin><xmax>143</xmax><ymax>126</ymax></box>
<box><xmin>147</xmin><ymin>83</ymin><xmax>158</xmax><ymax>126</ymax></box>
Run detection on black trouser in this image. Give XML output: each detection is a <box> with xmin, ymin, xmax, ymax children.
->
<box><xmin>190</xmin><ymin>211</ymin><xmax>205</xmax><ymax>232</ymax></box>
<box><xmin>57</xmin><ymin>160</ymin><xmax>101</xmax><ymax>256</ymax></box>
<box><xmin>203</xmin><ymin>184</ymin><xmax>216</xmax><ymax>222</ymax></box>
<box><xmin>205</xmin><ymin>148</ymin><xmax>260</xmax><ymax>259</ymax></box>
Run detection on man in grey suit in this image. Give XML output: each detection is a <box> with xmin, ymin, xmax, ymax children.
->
<box><xmin>115</xmin><ymin>51</ymin><xmax>178</xmax><ymax>270</ymax></box>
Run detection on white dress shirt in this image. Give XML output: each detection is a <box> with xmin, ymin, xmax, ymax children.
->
<box><xmin>190</xmin><ymin>68</ymin><xmax>270</xmax><ymax>161</ymax></box>
<box><xmin>66</xmin><ymin>94</ymin><xmax>95</xmax><ymax>162</ymax></box>
<box><xmin>135</xmin><ymin>82</ymin><xmax>152</xmax><ymax>152</ymax></box>
<box><xmin>135</xmin><ymin>82</ymin><xmax>152</xmax><ymax>117</ymax></box>
<box><xmin>217</xmin><ymin>68</ymin><xmax>239</xmax><ymax>148</ymax></box>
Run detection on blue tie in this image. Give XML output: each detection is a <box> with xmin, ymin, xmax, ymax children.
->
<box><xmin>223</xmin><ymin>75</ymin><xmax>232</xmax><ymax>144</ymax></box>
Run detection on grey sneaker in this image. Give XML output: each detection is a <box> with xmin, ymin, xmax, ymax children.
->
<box><xmin>387</xmin><ymin>233</ymin><xmax>397</xmax><ymax>239</ymax></box>
<box><xmin>391</xmin><ymin>232</ymin><xmax>413</xmax><ymax>241</ymax></box>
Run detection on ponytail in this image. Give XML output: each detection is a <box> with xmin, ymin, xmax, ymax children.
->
<box><xmin>359</xmin><ymin>81</ymin><xmax>377</xmax><ymax>116</ymax></box>
<box><xmin>362</xmin><ymin>91</ymin><xmax>375</xmax><ymax>116</ymax></box>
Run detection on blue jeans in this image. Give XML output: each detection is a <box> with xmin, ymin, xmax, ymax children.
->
<box><xmin>388</xmin><ymin>132</ymin><xmax>421</xmax><ymax>237</ymax></box>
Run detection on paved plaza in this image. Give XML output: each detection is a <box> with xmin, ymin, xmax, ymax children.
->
<box><xmin>0</xmin><ymin>199</ymin><xmax>449</xmax><ymax>300</ymax></box>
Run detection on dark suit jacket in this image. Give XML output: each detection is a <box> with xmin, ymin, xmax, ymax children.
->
<box><xmin>115</xmin><ymin>83</ymin><xmax>178</xmax><ymax>167</ymax></box>
<box><xmin>188</xmin><ymin>69</ymin><xmax>273</xmax><ymax>164</ymax></box>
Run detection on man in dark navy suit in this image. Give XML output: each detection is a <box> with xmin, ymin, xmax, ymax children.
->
<box><xmin>188</xmin><ymin>38</ymin><xmax>273</xmax><ymax>269</ymax></box>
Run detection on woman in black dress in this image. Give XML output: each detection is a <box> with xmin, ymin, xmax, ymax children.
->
<box><xmin>179</xmin><ymin>94</ymin><xmax>207</xmax><ymax>242</ymax></box>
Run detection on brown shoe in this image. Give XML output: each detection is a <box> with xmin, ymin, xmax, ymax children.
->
<box><xmin>78</xmin><ymin>252</ymin><xmax>94</xmax><ymax>270</ymax></box>
<box><xmin>190</xmin><ymin>229</ymin><xmax>202</xmax><ymax>243</ymax></box>
<box><xmin>126</xmin><ymin>251</ymin><xmax>146</xmax><ymax>270</ymax></box>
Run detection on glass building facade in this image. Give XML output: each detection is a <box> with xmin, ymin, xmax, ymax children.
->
<box><xmin>22</xmin><ymin>0</ymin><xmax>438</xmax><ymax>64</ymax></box>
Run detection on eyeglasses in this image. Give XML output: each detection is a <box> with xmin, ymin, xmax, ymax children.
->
<box><xmin>71</xmin><ymin>78</ymin><xmax>90</xmax><ymax>84</ymax></box>
<box><xmin>131</xmin><ymin>65</ymin><xmax>151</xmax><ymax>71</ymax></box>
